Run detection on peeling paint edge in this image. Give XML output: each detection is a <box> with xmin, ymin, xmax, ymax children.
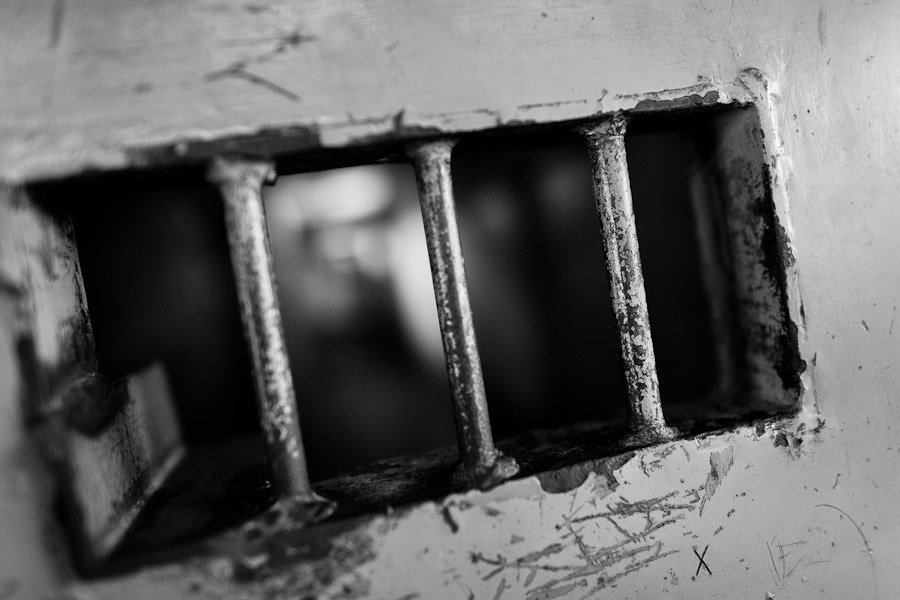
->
<box><xmin>1</xmin><ymin>75</ymin><xmax>761</xmax><ymax>184</ymax></box>
<box><xmin>736</xmin><ymin>68</ymin><xmax>819</xmax><ymax>420</ymax></box>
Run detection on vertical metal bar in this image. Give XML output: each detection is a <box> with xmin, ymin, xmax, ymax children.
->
<box><xmin>580</xmin><ymin>116</ymin><xmax>674</xmax><ymax>442</ymax></box>
<box><xmin>208</xmin><ymin>157</ymin><xmax>333</xmax><ymax>521</ymax></box>
<box><xmin>408</xmin><ymin>139</ymin><xmax>518</xmax><ymax>488</ymax></box>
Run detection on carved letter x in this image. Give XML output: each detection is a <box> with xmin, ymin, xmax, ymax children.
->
<box><xmin>694</xmin><ymin>545</ymin><xmax>712</xmax><ymax>577</ymax></box>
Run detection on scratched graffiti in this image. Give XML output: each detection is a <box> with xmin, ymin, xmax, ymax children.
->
<box><xmin>469</xmin><ymin>488</ymin><xmax>703</xmax><ymax>599</ymax></box>
<box><xmin>765</xmin><ymin>536</ymin><xmax>807</xmax><ymax>589</ymax></box>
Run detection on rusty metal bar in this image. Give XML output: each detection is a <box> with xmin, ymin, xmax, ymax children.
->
<box><xmin>208</xmin><ymin>157</ymin><xmax>333</xmax><ymax>521</ymax></box>
<box><xmin>580</xmin><ymin>116</ymin><xmax>674</xmax><ymax>442</ymax></box>
<box><xmin>408</xmin><ymin>139</ymin><xmax>518</xmax><ymax>488</ymax></box>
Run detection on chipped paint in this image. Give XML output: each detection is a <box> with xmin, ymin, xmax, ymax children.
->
<box><xmin>698</xmin><ymin>446</ymin><xmax>734</xmax><ymax>516</ymax></box>
<box><xmin>632</xmin><ymin>90</ymin><xmax>721</xmax><ymax>113</ymax></box>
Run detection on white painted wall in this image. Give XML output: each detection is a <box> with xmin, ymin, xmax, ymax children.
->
<box><xmin>1</xmin><ymin>1</ymin><xmax>899</xmax><ymax>598</ymax></box>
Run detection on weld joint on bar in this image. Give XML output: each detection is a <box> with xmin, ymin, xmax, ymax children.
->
<box><xmin>208</xmin><ymin>156</ymin><xmax>335</xmax><ymax>526</ymax></box>
<box><xmin>577</xmin><ymin>117</ymin><xmax>675</xmax><ymax>445</ymax></box>
<box><xmin>407</xmin><ymin>139</ymin><xmax>518</xmax><ymax>490</ymax></box>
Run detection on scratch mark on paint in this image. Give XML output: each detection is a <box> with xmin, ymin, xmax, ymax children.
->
<box><xmin>683</xmin><ymin>488</ymin><xmax>701</xmax><ymax>505</ymax></box>
<box><xmin>571</xmin><ymin>491</ymin><xmax>696</xmax><ymax>528</ymax></box>
<box><xmin>530</xmin><ymin>580</ymin><xmax>586</xmax><ymax>599</ymax></box>
<box><xmin>861</xmin><ymin>320</ymin><xmax>869</xmax><ymax>332</ymax></box>
<box><xmin>451</xmin><ymin>575</ymin><xmax>475</xmax><ymax>600</ymax></box>
<box><xmin>605</xmin><ymin>514</ymin><xmax>637</xmax><ymax>543</ymax></box>
<box><xmin>517</xmin><ymin>99</ymin><xmax>588</xmax><ymax>111</ymax></box>
<box><xmin>206</xmin><ymin>67</ymin><xmax>301</xmax><ymax>102</ymax></box>
<box><xmin>766</xmin><ymin>540</ymin><xmax>780</xmax><ymax>586</ymax></box>
<box><xmin>639</xmin><ymin>454</ymin><xmax>665</xmax><ymax>476</ymax></box>
<box><xmin>654</xmin><ymin>445</ymin><xmax>677</xmax><ymax>460</ymax></box>
<box><xmin>814</xmin><ymin>504</ymin><xmax>872</xmax><ymax>552</ymax></box>
<box><xmin>214</xmin><ymin>28</ymin><xmax>316</xmax><ymax>72</ymax></box>
<box><xmin>441</xmin><ymin>505</ymin><xmax>460</xmax><ymax>534</ymax></box>
<box><xmin>473</xmin><ymin>543</ymin><xmax>567</xmax><ymax>582</ymax></box>
<box><xmin>205</xmin><ymin>28</ymin><xmax>314</xmax><ymax>101</ymax></box>
<box><xmin>49</xmin><ymin>0</ymin><xmax>65</xmax><ymax>48</ymax></box>
<box><xmin>890</xmin><ymin>306</ymin><xmax>895</xmax><ymax>334</ymax></box>
<box><xmin>526</xmin><ymin>541</ymin><xmax>676</xmax><ymax>599</ymax></box>
<box><xmin>699</xmin><ymin>446</ymin><xmax>734</xmax><ymax>516</ymax></box>
<box><xmin>766</xmin><ymin>538</ymin><xmax>807</xmax><ymax>589</ymax></box>
<box><xmin>817</xmin><ymin>7</ymin><xmax>827</xmax><ymax>47</ymax></box>
<box><xmin>832</xmin><ymin>473</ymin><xmax>841</xmax><ymax>489</ymax></box>
<box><xmin>804</xmin><ymin>559</ymin><xmax>832</xmax><ymax>568</ymax></box>
<box><xmin>473</xmin><ymin>492</ymin><xmax>685</xmax><ymax>598</ymax></box>
<box><xmin>785</xmin><ymin>554</ymin><xmax>807</xmax><ymax>579</ymax></box>
<box><xmin>491</xmin><ymin>577</ymin><xmax>510</xmax><ymax>600</ymax></box>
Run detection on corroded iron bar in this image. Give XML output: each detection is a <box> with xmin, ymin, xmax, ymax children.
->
<box><xmin>580</xmin><ymin>116</ymin><xmax>673</xmax><ymax>441</ymax></box>
<box><xmin>408</xmin><ymin>140</ymin><xmax>518</xmax><ymax>488</ymax></box>
<box><xmin>209</xmin><ymin>157</ymin><xmax>332</xmax><ymax>518</ymax></box>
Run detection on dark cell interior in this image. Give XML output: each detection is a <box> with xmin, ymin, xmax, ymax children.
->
<box><xmin>51</xmin><ymin>104</ymin><xmax>798</xmax><ymax>574</ymax></box>
<box><xmin>65</xmin><ymin>130</ymin><xmax>720</xmax><ymax>497</ymax></box>
<box><xmin>67</xmin><ymin>131</ymin><xmax>726</xmax><ymax>487</ymax></box>
<box><xmin>451</xmin><ymin>133</ymin><xmax>627</xmax><ymax>435</ymax></box>
<box><xmin>625</xmin><ymin>129</ymin><xmax>719</xmax><ymax>407</ymax></box>
<box><xmin>69</xmin><ymin>185</ymin><xmax>259</xmax><ymax>445</ymax></box>
<box><xmin>261</xmin><ymin>163</ymin><xmax>457</xmax><ymax>479</ymax></box>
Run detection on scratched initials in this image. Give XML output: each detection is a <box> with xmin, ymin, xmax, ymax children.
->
<box><xmin>694</xmin><ymin>544</ymin><xmax>712</xmax><ymax>577</ymax></box>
